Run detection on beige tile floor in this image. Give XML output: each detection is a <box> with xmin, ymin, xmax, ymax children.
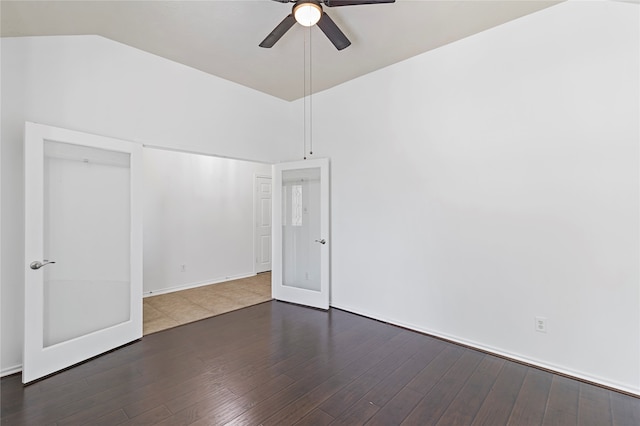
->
<box><xmin>143</xmin><ymin>272</ymin><xmax>272</xmax><ymax>335</ymax></box>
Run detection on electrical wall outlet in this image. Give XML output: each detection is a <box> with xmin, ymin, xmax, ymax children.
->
<box><xmin>535</xmin><ymin>316</ymin><xmax>547</xmax><ymax>333</ymax></box>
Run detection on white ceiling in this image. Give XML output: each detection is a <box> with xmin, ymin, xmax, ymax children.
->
<box><xmin>1</xmin><ymin>0</ymin><xmax>561</xmax><ymax>101</ymax></box>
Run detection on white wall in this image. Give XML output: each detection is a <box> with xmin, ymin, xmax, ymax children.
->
<box><xmin>0</xmin><ymin>35</ymin><xmax>296</xmax><ymax>374</ymax></box>
<box><xmin>143</xmin><ymin>148</ymin><xmax>270</xmax><ymax>295</ymax></box>
<box><xmin>308</xmin><ymin>1</ymin><xmax>639</xmax><ymax>393</ymax></box>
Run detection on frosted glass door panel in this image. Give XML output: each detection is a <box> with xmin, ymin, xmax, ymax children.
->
<box><xmin>43</xmin><ymin>141</ymin><xmax>131</xmax><ymax>347</ymax></box>
<box><xmin>281</xmin><ymin>168</ymin><xmax>321</xmax><ymax>292</ymax></box>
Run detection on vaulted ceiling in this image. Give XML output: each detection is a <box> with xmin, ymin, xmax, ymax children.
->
<box><xmin>1</xmin><ymin>0</ymin><xmax>561</xmax><ymax>101</ymax></box>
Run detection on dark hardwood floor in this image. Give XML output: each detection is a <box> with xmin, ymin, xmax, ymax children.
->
<box><xmin>2</xmin><ymin>301</ymin><xmax>639</xmax><ymax>425</ymax></box>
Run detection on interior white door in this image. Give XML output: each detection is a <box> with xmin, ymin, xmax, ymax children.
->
<box><xmin>255</xmin><ymin>176</ymin><xmax>272</xmax><ymax>273</ymax></box>
<box><xmin>23</xmin><ymin>122</ymin><xmax>143</xmax><ymax>384</ymax></box>
<box><xmin>272</xmin><ymin>158</ymin><xmax>329</xmax><ymax>310</ymax></box>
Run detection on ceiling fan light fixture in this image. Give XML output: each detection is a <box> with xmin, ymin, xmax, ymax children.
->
<box><xmin>293</xmin><ymin>1</ymin><xmax>322</xmax><ymax>27</ymax></box>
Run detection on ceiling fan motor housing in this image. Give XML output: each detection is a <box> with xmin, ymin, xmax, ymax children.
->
<box><xmin>261</xmin><ymin>0</ymin><xmax>395</xmax><ymax>50</ymax></box>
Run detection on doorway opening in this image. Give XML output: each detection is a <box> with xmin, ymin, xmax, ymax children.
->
<box><xmin>142</xmin><ymin>147</ymin><xmax>273</xmax><ymax>335</ymax></box>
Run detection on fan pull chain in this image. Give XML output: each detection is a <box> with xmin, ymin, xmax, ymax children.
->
<box><xmin>303</xmin><ymin>27</ymin><xmax>307</xmax><ymax>160</ymax></box>
<box><xmin>309</xmin><ymin>25</ymin><xmax>313</xmax><ymax>156</ymax></box>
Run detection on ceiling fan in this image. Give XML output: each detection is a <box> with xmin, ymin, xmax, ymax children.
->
<box><xmin>259</xmin><ymin>0</ymin><xmax>396</xmax><ymax>51</ymax></box>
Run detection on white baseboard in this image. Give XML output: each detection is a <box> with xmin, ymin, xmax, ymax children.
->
<box><xmin>143</xmin><ymin>273</ymin><xmax>257</xmax><ymax>298</ymax></box>
<box><xmin>1</xmin><ymin>364</ymin><xmax>22</xmax><ymax>377</ymax></box>
<box><xmin>330</xmin><ymin>302</ymin><xmax>640</xmax><ymax>397</ymax></box>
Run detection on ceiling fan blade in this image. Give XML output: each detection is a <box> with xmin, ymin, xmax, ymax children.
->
<box><xmin>317</xmin><ymin>12</ymin><xmax>351</xmax><ymax>50</ymax></box>
<box><xmin>324</xmin><ymin>0</ymin><xmax>395</xmax><ymax>7</ymax></box>
<box><xmin>259</xmin><ymin>14</ymin><xmax>296</xmax><ymax>48</ymax></box>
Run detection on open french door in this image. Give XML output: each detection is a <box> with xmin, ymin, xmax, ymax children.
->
<box><xmin>23</xmin><ymin>122</ymin><xmax>143</xmax><ymax>384</ymax></box>
<box><xmin>272</xmin><ymin>158</ymin><xmax>330</xmax><ymax>310</ymax></box>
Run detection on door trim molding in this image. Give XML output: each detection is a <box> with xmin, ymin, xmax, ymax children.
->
<box><xmin>254</xmin><ymin>174</ymin><xmax>272</xmax><ymax>274</ymax></box>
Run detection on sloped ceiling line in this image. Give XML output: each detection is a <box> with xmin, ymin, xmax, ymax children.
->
<box><xmin>1</xmin><ymin>0</ymin><xmax>561</xmax><ymax>101</ymax></box>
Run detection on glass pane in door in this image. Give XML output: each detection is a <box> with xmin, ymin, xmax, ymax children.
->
<box><xmin>43</xmin><ymin>141</ymin><xmax>131</xmax><ymax>347</ymax></box>
<box><xmin>281</xmin><ymin>167</ymin><xmax>321</xmax><ymax>291</ymax></box>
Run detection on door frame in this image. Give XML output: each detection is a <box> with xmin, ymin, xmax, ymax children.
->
<box><xmin>23</xmin><ymin>122</ymin><xmax>143</xmax><ymax>384</ymax></box>
<box><xmin>272</xmin><ymin>158</ymin><xmax>330</xmax><ymax>310</ymax></box>
<box><xmin>254</xmin><ymin>174</ymin><xmax>272</xmax><ymax>274</ymax></box>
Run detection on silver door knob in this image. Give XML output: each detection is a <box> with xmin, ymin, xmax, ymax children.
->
<box><xmin>314</xmin><ymin>239</ymin><xmax>326</xmax><ymax>245</ymax></box>
<box><xmin>30</xmin><ymin>260</ymin><xmax>56</xmax><ymax>270</ymax></box>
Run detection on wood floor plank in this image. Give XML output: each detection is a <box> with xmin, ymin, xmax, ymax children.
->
<box><xmin>294</xmin><ymin>408</ymin><xmax>335</xmax><ymax>426</ymax></box>
<box><xmin>577</xmin><ymin>383</ymin><xmax>613</xmax><ymax>426</ymax></box>
<box><xmin>118</xmin><ymin>360</ymin><xmax>218</xmax><ymax>417</ymax></box>
<box><xmin>119</xmin><ymin>319</ymin><xmax>307</xmax><ymax>419</ymax></box>
<box><xmin>53</xmin><ymin>354</ymin><xmax>212</xmax><ymax>425</ymax></box>
<box><xmin>364</xmin><ymin>358</ymin><xmax>426</xmax><ymax>407</ymax></box>
<box><xmin>225</xmin><ymin>319</ymin><xmax>405</xmax><ymax>425</ymax></box>
<box><xmin>405</xmin><ymin>344</ymin><xmax>465</xmax><ymax>395</ymax></box>
<box><xmin>2</xmin><ymin>353</ymin><xmax>168</xmax><ymax>424</ymax></box>
<box><xmin>401</xmin><ymin>350</ymin><xmax>485</xmax><ymax>425</ymax></box>
<box><xmin>119</xmin><ymin>404</ymin><xmax>172</xmax><ymax>425</ymax></box>
<box><xmin>1</xmin><ymin>301</ymin><xmax>633</xmax><ymax>426</ymax></box>
<box><xmin>223</xmin><ymin>376</ymin><xmax>328</xmax><ymax>426</ymax></box>
<box><xmin>57</xmin><ymin>318</ymin><xmax>285</xmax><ymax>424</ymax></box>
<box><xmin>436</xmin><ymin>355</ymin><xmax>505</xmax><ymax>425</ymax></box>
<box><xmin>471</xmin><ymin>359</ymin><xmax>528</xmax><ymax>425</ymax></box>
<box><xmin>316</xmin><ymin>371</ymin><xmax>385</xmax><ymax>419</ymax></box>
<box><xmin>507</xmin><ymin>367</ymin><xmax>553</xmax><ymax>425</ymax></box>
<box><xmin>315</xmin><ymin>335</ymin><xmax>416</xmax><ymax>419</ymax></box>
<box><xmin>90</xmin><ymin>408</ymin><xmax>129</xmax><ymax>426</ymax></box>
<box><xmin>121</xmin><ymin>371</ymin><xmax>224</xmax><ymax>418</ymax></box>
<box><xmin>610</xmin><ymin>390</ymin><xmax>640</xmax><ymax>426</ymax></box>
<box><xmin>542</xmin><ymin>375</ymin><xmax>580</xmax><ymax>425</ymax></box>
<box><xmin>260</xmin><ymin>327</ymin><xmax>415</xmax><ymax>425</ymax></box>
<box><xmin>330</xmin><ymin>398</ymin><xmax>380</xmax><ymax>426</ymax></box>
<box><xmin>282</xmin><ymin>323</ymin><xmax>398</xmax><ymax>382</ymax></box>
<box><xmin>183</xmin><ymin>394</ymin><xmax>255</xmax><ymax>426</ymax></box>
<box><xmin>33</xmin><ymin>377</ymin><xmax>153</xmax><ymax>426</ymax></box>
<box><xmin>0</xmin><ymin>376</ymin><xmax>90</xmax><ymax>418</ymax></box>
<box><xmin>365</xmin><ymin>387</ymin><xmax>423</xmax><ymax>426</ymax></box>
<box><xmin>154</xmin><ymin>387</ymin><xmax>243</xmax><ymax>426</ymax></box>
<box><xmin>0</xmin><ymin>374</ymin><xmax>23</xmax><ymax>401</ymax></box>
<box><xmin>261</xmin><ymin>375</ymin><xmax>350</xmax><ymax>426</ymax></box>
<box><xmin>179</xmin><ymin>374</ymin><xmax>295</xmax><ymax>426</ymax></box>
<box><xmin>3</xmin><ymin>331</ymin><xmax>292</xmax><ymax>425</ymax></box>
<box><xmin>162</xmin><ymin>379</ymin><xmax>239</xmax><ymax>414</ymax></box>
<box><xmin>222</xmin><ymin>353</ymin><xmax>307</xmax><ymax>396</ymax></box>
